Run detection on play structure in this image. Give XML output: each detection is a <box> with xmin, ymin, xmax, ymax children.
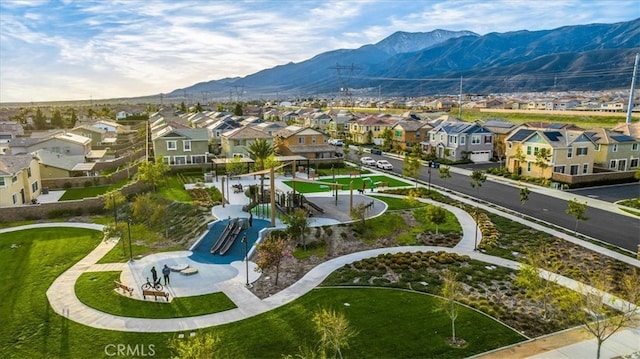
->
<box><xmin>210</xmin><ymin>217</ymin><xmax>245</xmax><ymax>256</ymax></box>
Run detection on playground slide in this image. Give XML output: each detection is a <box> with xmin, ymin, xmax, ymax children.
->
<box><xmin>211</xmin><ymin>218</ymin><xmax>237</xmax><ymax>254</ymax></box>
<box><xmin>219</xmin><ymin>221</ymin><xmax>244</xmax><ymax>256</ymax></box>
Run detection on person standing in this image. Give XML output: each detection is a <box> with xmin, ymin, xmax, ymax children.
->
<box><xmin>248</xmin><ymin>212</ymin><xmax>253</xmax><ymax>227</ymax></box>
<box><xmin>151</xmin><ymin>266</ymin><xmax>158</xmax><ymax>285</ymax></box>
<box><xmin>162</xmin><ymin>264</ymin><xmax>171</xmax><ymax>285</ymax></box>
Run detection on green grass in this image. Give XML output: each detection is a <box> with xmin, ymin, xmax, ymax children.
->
<box><xmin>75</xmin><ymin>271</ymin><xmax>236</xmax><ymax>318</ymax></box>
<box><xmin>460</xmin><ymin>109</ymin><xmax>631</xmax><ymax>129</ymax></box>
<box><xmin>362</xmin><ymin>213</ymin><xmax>405</xmax><ymax>241</ymax></box>
<box><xmin>283</xmin><ymin>175</ymin><xmax>411</xmax><ymax>194</ymax></box>
<box><xmin>157</xmin><ymin>175</ymin><xmax>193</xmax><ymax>202</ymax></box>
<box><xmin>293</xmin><ymin>239</ymin><xmax>328</xmax><ymax>260</ymax></box>
<box><xmin>1</xmin><ymin>226</ymin><xmax>525</xmax><ymax>358</ymax></box>
<box><xmin>369</xmin><ymin>195</ymin><xmax>428</xmax><ymax>210</ymax></box>
<box><xmin>58</xmin><ymin>178</ymin><xmax>130</xmax><ymax>201</ymax></box>
<box><xmin>414</xmin><ymin>205</ymin><xmax>463</xmax><ymax>234</ymax></box>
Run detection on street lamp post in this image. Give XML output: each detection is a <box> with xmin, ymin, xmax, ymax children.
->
<box><xmin>112</xmin><ymin>194</ymin><xmax>117</xmax><ymax>226</ymax></box>
<box><xmin>241</xmin><ymin>234</ymin><xmax>250</xmax><ymax>287</ymax></box>
<box><xmin>127</xmin><ymin>219</ymin><xmax>133</xmax><ymax>261</ymax></box>
<box><xmin>427</xmin><ymin>164</ymin><xmax>432</xmax><ymax>192</ymax></box>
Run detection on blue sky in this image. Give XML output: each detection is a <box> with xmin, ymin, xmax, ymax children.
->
<box><xmin>1</xmin><ymin>0</ymin><xmax>639</xmax><ymax>103</ymax></box>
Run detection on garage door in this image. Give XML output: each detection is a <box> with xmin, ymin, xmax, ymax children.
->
<box><xmin>470</xmin><ymin>151</ymin><xmax>491</xmax><ymax>163</ymax></box>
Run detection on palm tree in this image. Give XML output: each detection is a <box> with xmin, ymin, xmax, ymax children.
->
<box><xmin>247</xmin><ymin>139</ymin><xmax>274</xmax><ymax>203</ymax></box>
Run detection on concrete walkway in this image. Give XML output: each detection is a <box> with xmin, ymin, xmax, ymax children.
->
<box><xmin>2</xmin><ymin>171</ymin><xmax>639</xmax><ymax>357</ymax></box>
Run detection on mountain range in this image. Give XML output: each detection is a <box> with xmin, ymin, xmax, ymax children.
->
<box><xmin>167</xmin><ymin>18</ymin><xmax>640</xmax><ymax>101</ymax></box>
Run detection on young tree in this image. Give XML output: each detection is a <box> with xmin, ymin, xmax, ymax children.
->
<box><xmin>342</xmin><ymin>145</ymin><xmax>350</xmax><ymax>159</ymax></box>
<box><xmin>312</xmin><ymin>308</ymin><xmax>358</xmax><ymax>359</ymax></box>
<box><xmin>381</xmin><ymin>128</ymin><xmax>393</xmax><ymax>151</ymax></box>
<box><xmin>426</xmin><ymin>205</ymin><xmax>447</xmax><ymax>235</ymax></box>
<box><xmin>282</xmin><ymin>209</ymin><xmax>310</xmax><ymax>250</ymax></box>
<box><xmin>494</xmin><ymin>140</ymin><xmax>506</xmax><ymax>169</ymax></box>
<box><xmin>470</xmin><ymin>170</ymin><xmax>487</xmax><ymax>250</ymax></box>
<box><xmin>534</xmin><ymin>148</ymin><xmax>552</xmax><ymax>183</ymax></box>
<box><xmin>519</xmin><ymin>187</ymin><xmax>530</xmax><ymax>206</ymax></box>
<box><xmin>566</xmin><ymin>198</ymin><xmax>588</xmax><ymax>235</ymax></box>
<box><xmin>137</xmin><ymin>158</ymin><xmax>169</xmax><ymax>191</ymax></box>
<box><xmin>51</xmin><ymin>109</ymin><xmax>64</xmax><ymax>128</ymax></box>
<box><xmin>513</xmin><ymin>145</ymin><xmax>526</xmax><ymax>175</ymax></box>
<box><xmin>515</xmin><ymin>248</ymin><xmax>561</xmax><ymax>320</ymax></box>
<box><xmin>567</xmin><ymin>270</ymin><xmax>640</xmax><ymax>359</ymax></box>
<box><xmin>234</xmin><ymin>103</ymin><xmax>243</xmax><ymax>116</ymax></box>
<box><xmin>403</xmin><ymin>145</ymin><xmax>422</xmax><ymax>187</ymax></box>
<box><xmin>440</xmin><ymin>270</ymin><xmax>463</xmax><ymax>346</ymax></box>
<box><xmin>438</xmin><ymin>165</ymin><xmax>451</xmax><ymax>181</ymax></box>
<box><xmin>255</xmin><ymin>232</ymin><xmax>290</xmax><ymax>285</ymax></box>
<box><xmin>33</xmin><ymin>108</ymin><xmax>47</xmax><ymax>129</ymax></box>
<box><xmin>350</xmin><ymin>202</ymin><xmax>368</xmax><ymax>235</ymax></box>
<box><xmin>103</xmin><ymin>190</ymin><xmax>126</xmax><ymax>225</ymax></box>
<box><xmin>168</xmin><ymin>332</ymin><xmax>221</xmax><ymax>359</ymax></box>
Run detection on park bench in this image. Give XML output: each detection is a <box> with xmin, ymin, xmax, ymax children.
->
<box><xmin>349</xmin><ymin>171</ymin><xmax>361</xmax><ymax>178</ymax></box>
<box><xmin>309</xmin><ymin>174</ymin><xmax>319</xmax><ymax>180</ymax></box>
<box><xmin>375</xmin><ymin>181</ymin><xmax>389</xmax><ymax>188</ymax></box>
<box><xmin>142</xmin><ymin>289</ymin><xmax>170</xmax><ymax>301</ymax></box>
<box><xmin>114</xmin><ymin>281</ymin><xmax>134</xmax><ymax>296</ymax></box>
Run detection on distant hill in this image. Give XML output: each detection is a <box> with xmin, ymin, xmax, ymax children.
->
<box><xmin>167</xmin><ymin>19</ymin><xmax>640</xmax><ymax>100</ymax></box>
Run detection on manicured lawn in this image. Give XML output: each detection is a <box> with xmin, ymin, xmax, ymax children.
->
<box><xmin>414</xmin><ymin>205</ymin><xmax>463</xmax><ymax>234</ymax></box>
<box><xmin>58</xmin><ymin>178</ymin><xmax>130</xmax><ymax>201</ymax></box>
<box><xmin>157</xmin><ymin>175</ymin><xmax>193</xmax><ymax>202</ymax></box>
<box><xmin>1</xmin><ymin>226</ymin><xmax>525</xmax><ymax>358</ymax></box>
<box><xmin>283</xmin><ymin>175</ymin><xmax>411</xmax><ymax>193</ymax></box>
<box><xmin>370</xmin><ymin>195</ymin><xmax>428</xmax><ymax>210</ymax></box>
<box><xmin>76</xmin><ymin>272</ymin><xmax>236</xmax><ymax>318</ymax></box>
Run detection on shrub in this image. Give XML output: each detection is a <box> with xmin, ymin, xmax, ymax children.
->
<box><xmin>63</xmin><ymin>182</ymin><xmax>73</xmax><ymax>189</ymax></box>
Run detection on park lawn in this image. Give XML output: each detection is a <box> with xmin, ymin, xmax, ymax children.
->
<box><xmin>370</xmin><ymin>195</ymin><xmax>428</xmax><ymax>210</ymax></box>
<box><xmin>75</xmin><ymin>272</ymin><xmax>236</xmax><ymax>318</ymax></box>
<box><xmin>157</xmin><ymin>175</ymin><xmax>193</xmax><ymax>202</ymax></box>
<box><xmin>414</xmin><ymin>205</ymin><xmax>463</xmax><ymax>234</ymax></box>
<box><xmin>0</xmin><ymin>226</ymin><xmax>525</xmax><ymax>358</ymax></box>
<box><xmin>283</xmin><ymin>175</ymin><xmax>411</xmax><ymax>194</ymax></box>
<box><xmin>58</xmin><ymin>178</ymin><xmax>130</xmax><ymax>201</ymax></box>
<box><xmin>215</xmin><ymin>287</ymin><xmax>526</xmax><ymax>358</ymax></box>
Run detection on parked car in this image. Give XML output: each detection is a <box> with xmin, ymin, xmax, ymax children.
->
<box><xmin>334</xmin><ymin>152</ymin><xmax>344</xmax><ymax>158</ymax></box>
<box><xmin>376</xmin><ymin>160</ymin><xmax>393</xmax><ymax>170</ymax></box>
<box><xmin>360</xmin><ymin>157</ymin><xmax>376</xmax><ymax>166</ymax></box>
<box><xmin>328</xmin><ymin>139</ymin><xmax>344</xmax><ymax>146</ymax></box>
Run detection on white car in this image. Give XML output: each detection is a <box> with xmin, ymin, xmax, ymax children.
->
<box><xmin>360</xmin><ymin>157</ymin><xmax>376</xmax><ymax>166</ymax></box>
<box><xmin>328</xmin><ymin>139</ymin><xmax>344</xmax><ymax>146</ymax></box>
<box><xmin>376</xmin><ymin>160</ymin><xmax>393</xmax><ymax>170</ymax></box>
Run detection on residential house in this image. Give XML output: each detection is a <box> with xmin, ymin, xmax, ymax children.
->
<box><xmin>425</xmin><ymin>121</ymin><xmax>493</xmax><ymax>162</ymax></box>
<box><xmin>93</xmin><ymin>120</ymin><xmax>124</xmax><ymax>134</ymax></box>
<box><xmin>220</xmin><ymin>126</ymin><xmax>273</xmax><ymax>158</ymax></box>
<box><xmin>480</xmin><ymin>119</ymin><xmax>520</xmax><ymax>159</ymax></box>
<box><xmin>585</xmin><ymin>128</ymin><xmax>640</xmax><ymax>171</ymax></box>
<box><xmin>612</xmin><ymin>122</ymin><xmax>640</xmax><ymax>140</ymax></box>
<box><xmin>0</xmin><ymin>121</ymin><xmax>24</xmax><ymax>154</ymax></box>
<box><xmin>252</xmin><ymin>121</ymin><xmax>287</xmax><ymax>136</ymax></box>
<box><xmin>152</xmin><ymin>127</ymin><xmax>209</xmax><ymax>165</ymax></box>
<box><xmin>70</xmin><ymin>125</ymin><xmax>107</xmax><ymax>147</ymax></box>
<box><xmin>0</xmin><ymin>154</ymin><xmax>41</xmax><ymax>207</ymax></box>
<box><xmin>32</xmin><ymin>149</ymin><xmax>96</xmax><ymax>178</ymax></box>
<box><xmin>348</xmin><ymin>115</ymin><xmax>398</xmax><ymax>144</ymax></box>
<box><xmin>303</xmin><ymin>111</ymin><xmax>332</xmax><ymax>131</ymax></box>
<box><xmin>326</xmin><ymin>110</ymin><xmax>355</xmax><ymax>139</ymax></box>
<box><xmin>505</xmin><ymin>129</ymin><xmax>597</xmax><ymax>178</ymax></box>
<box><xmin>390</xmin><ymin>121</ymin><xmax>432</xmax><ymax>151</ymax></box>
<box><xmin>274</xmin><ymin>126</ymin><xmax>334</xmax><ymax>159</ymax></box>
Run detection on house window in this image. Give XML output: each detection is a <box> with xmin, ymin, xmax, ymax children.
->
<box><xmin>12</xmin><ymin>176</ymin><xmax>17</xmax><ymax>183</ymax></box>
<box><xmin>609</xmin><ymin>160</ymin><xmax>616</xmax><ymax>169</ymax></box>
<box><xmin>533</xmin><ymin>147</ymin><xmax>539</xmax><ymax>155</ymax></box>
<box><xmin>460</xmin><ymin>136</ymin><xmax>466</xmax><ymax>145</ymax></box>
<box><xmin>298</xmin><ymin>137</ymin><xmax>304</xmax><ymax>144</ymax></box>
<box><xmin>183</xmin><ymin>140</ymin><xmax>191</xmax><ymax>151</ymax></box>
<box><xmin>32</xmin><ymin>181</ymin><xmax>38</xmax><ymax>192</ymax></box>
<box><xmin>527</xmin><ymin>162</ymin><xmax>532</xmax><ymax>172</ymax></box>
<box><xmin>507</xmin><ymin>142</ymin><xmax>512</xmax><ymax>149</ymax></box>
<box><xmin>12</xmin><ymin>193</ymin><xmax>17</xmax><ymax>204</ymax></box>
<box><xmin>484</xmin><ymin>136</ymin><xmax>491</xmax><ymax>144</ymax></box>
<box><xmin>416</xmin><ymin>132</ymin><xmax>420</xmax><ymax>138</ymax></box>
<box><xmin>440</xmin><ymin>134</ymin><xmax>444</xmax><ymax>141</ymax></box>
<box><xmin>570</xmin><ymin>165</ymin><xmax>579</xmax><ymax>175</ymax></box>
<box><xmin>312</xmin><ymin>136</ymin><xmax>316</xmax><ymax>144</ymax></box>
<box><xmin>582</xmin><ymin>164</ymin><xmax>588</xmax><ymax>174</ymax></box>
<box><xmin>0</xmin><ymin>177</ymin><xmax>5</xmax><ymax>187</ymax></box>
<box><xmin>553</xmin><ymin>165</ymin><xmax>565</xmax><ymax>173</ymax></box>
<box><xmin>162</xmin><ymin>157</ymin><xmax>170</xmax><ymax>165</ymax></box>
<box><xmin>471</xmin><ymin>135</ymin><xmax>481</xmax><ymax>144</ymax></box>
<box><xmin>526</xmin><ymin>146</ymin><xmax>532</xmax><ymax>155</ymax></box>
<box><xmin>577</xmin><ymin>147</ymin><xmax>588</xmax><ymax>156</ymax></box>
<box><xmin>431</xmin><ymin>133</ymin><xmax>436</xmax><ymax>141</ymax></box>
<box><xmin>630</xmin><ymin>158</ymin><xmax>639</xmax><ymax>168</ymax></box>
<box><xmin>612</xmin><ymin>144</ymin><xmax>618</xmax><ymax>152</ymax></box>
<box><xmin>27</xmin><ymin>168</ymin><xmax>31</xmax><ymax>177</ymax></box>
<box><xmin>567</xmin><ymin>147</ymin><xmax>573</xmax><ymax>158</ymax></box>
<box><xmin>215</xmin><ymin>130</ymin><xmax>221</xmax><ymax>137</ymax></box>
<box><xmin>595</xmin><ymin>144</ymin><xmax>601</xmax><ymax>151</ymax></box>
<box><xmin>374</xmin><ymin>126</ymin><xmax>381</xmax><ymax>131</ymax></box>
<box><xmin>632</xmin><ymin>143</ymin><xmax>639</xmax><ymax>151</ymax></box>
<box><xmin>167</xmin><ymin>141</ymin><xmax>177</xmax><ymax>151</ymax></box>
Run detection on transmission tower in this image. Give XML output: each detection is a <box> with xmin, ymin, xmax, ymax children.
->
<box><xmin>330</xmin><ymin>63</ymin><xmax>358</xmax><ymax>107</ymax></box>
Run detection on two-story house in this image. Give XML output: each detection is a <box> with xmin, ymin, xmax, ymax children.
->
<box><xmin>348</xmin><ymin>115</ymin><xmax>398</xmax><ymax>144</ymax></box>
<box><xmin>326</xmin><ymin>110</ymin><xmax>355</xmax><ymax>139</ymax></box>
<box><xmin>505</xmin><ymin>129</ymin><xmax>597</xmax><ymax>178</ymax></box>
<box><xmin>32</xmin><ymin>149</ymin><xmax>96</xmax><ymax>178</ymax></box>
<box><xmin>152</xmin><ymin>127</ymin><xmax>209</xmax><ymax>165</ymax></box>
<box><xmin>70</xmin><ymin>125</ymin><xmax>107</xmax><ymax>147</ymax></box>
<box><xmin>220</xmin><ymin>126</ymin><xmax>274</xmax><ymax>158</ymax></box>
<box><xmin>274</xmin><ymin>126</ymin><xmax>334</xmax><ymax>159</ymax></box>
<box><xmin>0</xmin><ymin>154</ymin><xmax>41</xmax><ymax>207</ymax></box>
<box><xmin>390</xmin><ymin>121</ymin><xmax>432</xmax><ymax>151</ymax></box>
<box><xmin>585</xmin><ymin>128</ymin><xmax>640</xmax><ymax>172</ymax></box>
<box><xmin>426</xmin><ymin>121</ymin><xmax>493</xmax><ymax>162</ymax></box>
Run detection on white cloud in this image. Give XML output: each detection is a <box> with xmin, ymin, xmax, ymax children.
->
<box><xmin>0</xmin><ymin>0</ymin><xmax>638</xmax><ymax>102</ymax></box>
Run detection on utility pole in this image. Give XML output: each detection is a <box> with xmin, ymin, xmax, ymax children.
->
<box><xmin>626</xmin><ymin>53</ymin><xmax>639</xmax><ymax>124</ymax></box>
<box><xmin>458</xmin><ymin>76</ymin><xmax>463</xmax><ymax>120</ymax></box>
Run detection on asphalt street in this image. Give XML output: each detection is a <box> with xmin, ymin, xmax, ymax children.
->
<box><xmin>350</xmin><ymin>151</ymin><xmax>640</xmax><ymax>252</ymax></box>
